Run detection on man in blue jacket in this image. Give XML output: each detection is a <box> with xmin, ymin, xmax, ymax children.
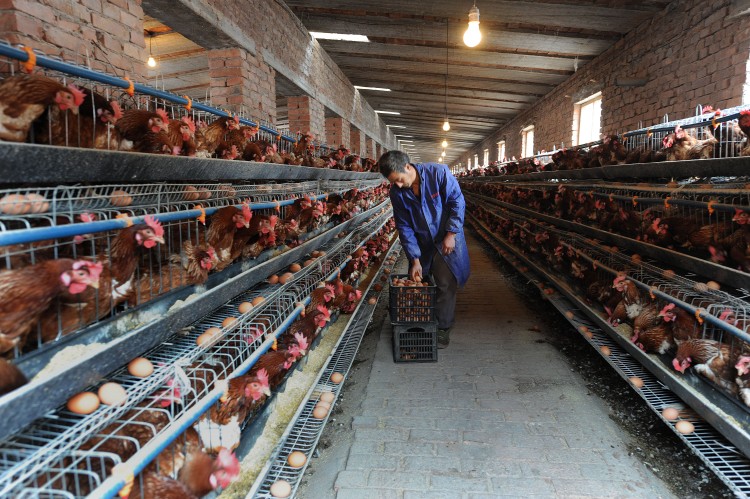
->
<box><xmin>379</xmin><ymin>150</ymin><xmax>470</xmax><ymax>348</ymax></box>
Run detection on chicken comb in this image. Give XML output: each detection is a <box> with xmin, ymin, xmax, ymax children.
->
<box><xmin>242</xmin><ymin>203</ymin><xmax>253</xmax><ymax>222</ymax></box>
<box><xmin>651</xmin><ymin>218</ymin><xmax>661</xmax><ymax>232</ymax></box>
<box><xmin>735</xmin><ymin>357</ymin><xmax>750</xmax><ymax>375</ymax></box>
<box><xmin>741</xmin><ymin>110</ymin><xmax>750</xmax><ymax>116</ymax></box>
<box><xmin>294</xmin><ymin>332</ymin><xmax>309</xmax><ymax>350</ymax></box>
<box><xmin>325</xmin><ymin>283</ymin><xmax>336</xmax><ymax>295</ymax></box>
<box><xmin>216</xmin><ymin>448</ymin><xmax>241</xmax><ymax>475</ymax></box>
<box><xmin>73</xmin><ymin>260</ymin><xmax>104</xmax><ymax>282</ymax></box>
<box><xmin>256</xmin><ymin>368</ymin><xmax>269</xmax><ymax>387</ymax></box>
<box><xmin>181</xmin><ymin>115</ymin><xmax>196</xmax><ymax>133</ymax></box>
<box><xmin>66</xmin><ymin>84</ymin><xmax>86</xmax><ymax>107</ymax></box>
<box><xmin>718</xmin><ymin>309</ymin><xmax>735</xmax><ymax>322</ymax></box>
<box><xmin>316</xmin><ymin>304</ymin><xmax>331</xmax><ymax>319</ymax></box>
<box><xmin>109</xmin><ymin>100</ymin><xmax>123</xmax><ymax>122</ymax></box>
<box><xmin>612</xmin><ymin>275</ymin><xmax>626</xmax><ymax>285</ymax></box>
<box><xmin>269</xmin><ymin>214</ymin><xmax>278</xmax><ymax>227</ymax></box>
<box><xmin>79</xmin><ymin>212</ymin><xmax>96</xmax><ymax>223</ymax></box>
<box><xmin>155</xmin><ymin>108</ymin><xmax>169</xmax><ymax>123</ymax></box>
<box><xmin>659</xmin><ymin>303</ymin><xmax>676</xmax><ymax>317</ymax></box>
<box><xmin>143</xmin><ymin>215</ymin><xmax>164</xmax><ymax>237</ymax></box>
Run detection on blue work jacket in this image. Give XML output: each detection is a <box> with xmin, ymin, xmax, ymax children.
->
<box><xmin>390</xmin><ymin>162</ymin><xmax>470</xmax><ymax>287</ymax></box>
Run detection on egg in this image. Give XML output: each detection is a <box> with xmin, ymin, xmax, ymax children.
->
<box><xmin>25</xmin><ymin>193</ymin><xmax>49</xmax><ymax>213</ymax></box>
<box><xmin>222</xmin><ymin>317</ymin><xmax>238</xmax><ymax>328</ymax></box>
<box><xmin>270</xmin><ymin>479</ymin><xmax>292</xmax><ymax>498</ymax></box>
<box><xmin>578</xmin><ymin>326</ymin><xmax>589</xmax><ymax>334</ymax></box>
<box><xmin>600</xmin><ymin>345</ymin><xmax>611</xmax><ymax>356</ymax></box>
<box><xmin>384</xmin><ymin>269</ymin><xmax>391</xmax><ymax>274</ymax></box>
<box><xmin>583</xmin><ymin>330</ymin><xmax>594</xmax><ymax>339</ymax></box>
<box><xmin>368</xmin><ymin>297</ymin><xmax>377</xmax><ymax>305</ymax></box>
<box><xmin>629</xmin><ymin>376</ymin><xmax>644</xmax><ymax>389</ymax></box>
<box><xmin>675</xmin><ymin>420</ymin><xmax>695</xmax><ymax>434</ymax></box>
<box><xmin>330</xmin><ymin>372</ymin><xmax>344</xmax><ymax>384</ymax></box>
<box><xmin>238</xmin><ymin>302</ymin><xmax>254</xmax><ymax>314</ymax></box>
<box><xmin>0</xmin><ymin>194</ymin><xmax>30</xmax><ymax>214</ymax></box>
<box><xmin>662</xmin><ymin>407</ymin><xmax>680</xmax><ymax>421</ymax></box>
<box><xmin>373</xmin><ymin>284</ymin><xmax>383</xmax><ymax>292</ymax></box>
<box><xmin>218</xmin><ymin>184</ymin><xmax>236</xmax><ymax>198</ymax></box>
<box><xmin>317</xmin><ymin>251</ymin><xmax>326</xmax><ymax>257</ymax></box>
<box><xmin>279</xmin><ymin>272</ymin><xmax>294</xmax><ymax>284</ymax></box>
<box><xmin>287</xmin><ymin>451</ymin><xmax>307</xmax><ymax>468</ymax></box>
<box><xmin>197</xmin><ymin>326</ymin><xmax>222</xmax><ymax>346</ymax></box>
<box><xmin>109</xmin><ymin>190</ymin><xmax>132</xmax><ymax>207</ymax></box>
<box><xmin>316</xmin><ymin>401</ymin><xmax>331</xmax><ymax>410</ymax></box>
<box><xmin>631</xmin><ymin>254</ymin><xmax>642</xmax><ymax>263</ymax></box>
<box><xmin>198</xmin><ymin>187</ymin><xmax>211</xmax><ymax>200</ymax></box>
<box><xmin>706</xmin><ymin>281</ymin><xmax>721</xmax><ymax>290</ymax></box>
<box><xmin>564</xmin><ymin>311</ymin><xmax>575</xmax><ymax>320</ymax></box>
<box><xmin>98</xmin><ymin>382</ymin><xmax>128</xmax><ymax>406</ymax></box>
<box><xmin>128</xmin><ymin>357</ymin><xmax>154</xmax><ymax>378</ymax></box>
<box><xmin>662</xmin><ymin>269</ymin><xmax>676</xmax><ymax>279</ymax></box>
<box><xmin>380</xmin><ymin>275</ymin><xmax>388</xmax><ymax>282</ymax></box>
<box><xmin>303</xmin><ymin>259</ymin><xmax>314</xmax><ymax>267</ymax></box>
<box><xmin>312</xmin><ymin>250</ymin><xmax>321</xmax><ymax>257</ymax></box>
<box><xmin>312</xmin><ymin>405</ymin><xmax>329</xmax><ymax>419</ymax></box>
<box><xmin>694</xmin><ymin>282</ymin><xmax>709</xmax><ymax>293</ymax></box>
<box><xmin>319</xmin><ymin>391</ymin><xmax>335</xmax><ymax>404</ymax></box>
<box><xmin>268</xmin><ymin>275</ymin><xmax>280</xmax><ymax>284</ymax></box>
<box><xmin>183</xmin><ymin>185</ymin><xmax>200</xmax><ymax>201</ymax></box>
<box><xmin>67</xmin><ymin>391</ymin><xmax>100</xmax><ymax>415</ymax></box>
<box><xmin>289</xmin><ymin>263</ymin><xmax>302</xmax><ymax>272</ymax></box>
<box><xmin>251</xmin><ymin>296</ymin><xmax>266</xmax><ymax>306</ymax></box>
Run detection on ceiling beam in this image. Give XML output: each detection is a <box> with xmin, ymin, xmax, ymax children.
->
<box><xmin>348</xmin><ymin>71</ymin><xmax>553</xmax><ymax>96</ymax></box>
<box><xmin>292</xmin><ymin>13</ymin><xmax>615</xmax><ymax>56</ymax></box>
<box><xmin>285</xmin><ymin>1</ymin><xmax>664</xmax><ymax>33</ymax></box>
<box><xmin>363</xmin><ymin>91</ymin><xmax>532</xmax><ymax>110</ymax></box>
<box><xmin>318</xmin><ymin>40</ymin><xmax>579</xmax><ymax>73</ymax></box>
<box><xmin>332</xmin><ymin>56</ymin><xmax>568</xmax><ymax>85</ymax></box>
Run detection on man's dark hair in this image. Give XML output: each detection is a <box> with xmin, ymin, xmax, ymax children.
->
<box><xmin>378</xmin><ymin>150</ymin><xmax>411</xmax><ymax>178</ymax></box>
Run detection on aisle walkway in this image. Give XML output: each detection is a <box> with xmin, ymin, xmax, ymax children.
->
<box><xmin>332</xmin><ymin>233</ymin><xmax>675</xmax><ymax>499</ymax></box>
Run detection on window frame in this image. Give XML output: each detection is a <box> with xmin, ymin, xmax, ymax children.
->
<box><xmin>497</xmin><ymin>141</ymin><xmax>506</xmax><ymax>162</ymax></box>
<box><xmin>521</xmin><ymin>125</ymin><xmax>535</xmax><ymax>158</ymax></box>
<box><xmin>573</xmin><ymin>91</ymin><xmax>602</xmax><ymax>146</ymax></box>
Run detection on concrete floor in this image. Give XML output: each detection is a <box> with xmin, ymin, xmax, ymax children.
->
<box><xmin>300</xmin><ymin>234</ymin><xmax>677</xmax><ymax>499</ymax></box>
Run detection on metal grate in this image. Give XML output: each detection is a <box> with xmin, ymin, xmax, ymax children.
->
<box><xmin>248</xmin><ymin>241</ymin><xmax>403</xmax><ymax>498</ymax></box>
<box><xmin>468</xmin><ymin>213</ymin><xmax>750</xmax><ymax>497</ymax></box>
<box><xmin>0</xmin><ymin>204</ymin><xmax>393</xmax><ymax>498</ymax></box>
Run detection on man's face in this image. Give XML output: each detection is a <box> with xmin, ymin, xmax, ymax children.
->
<box><xmin>387</xmin><ymin>164</ymin><xmax>414</xmax><ymax>189</ymax></box>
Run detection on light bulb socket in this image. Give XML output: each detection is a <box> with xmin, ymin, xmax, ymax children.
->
<box><xmin>468</xmin><ymin>5</ymin><xmax>480</xmax><ymax>23</ymax></box>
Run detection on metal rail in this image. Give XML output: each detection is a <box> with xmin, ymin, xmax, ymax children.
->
<box><xmin>0</xmin><ymin>207</ymin><xmax>394</xmax><ymax>498</ymax></box>
<box><xmin>464</xmin><ymin>190</ymin><xmax>750</xmax><ymax>290</ymax></box>
<box><xmin>468</xmin><ymin>214</ymin><xmax>750</xmax><ymax>496</ymax></box>
<box><xmin>0</xmin><ymin>144</ymin><xmax>381</xmax><ymax>185</ymax></box>
<box><xmin>0</xmin><ymin>199</ymin><xmax>391</xmax><ymax>442</ymax></box>
<box><xmin>248</xmin><ymin>241</ymin><xmax>402</xmax><ymax>498</ymax></box>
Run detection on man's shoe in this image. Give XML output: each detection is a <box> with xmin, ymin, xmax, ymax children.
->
<box><xmin>437</xmin><ymin>328</ymin><xmax>450</xmax><ymax>349</ymax></box>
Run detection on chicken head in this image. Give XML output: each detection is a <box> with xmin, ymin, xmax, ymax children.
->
<box><xmin>209</xmin><ymin>448</ymin><xmax>241</xmax><ymax>490</ymax></box>
<box><xmin>60</xmin><ymin>260</ymin><xmax>102</xmax><ymax>294</ymax></box>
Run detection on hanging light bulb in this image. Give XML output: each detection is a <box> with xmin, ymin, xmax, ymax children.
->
<box><xmin>442</xmin><ymin>149</ymin><xmax>446</xmax><ymax>156</ymax></box>
<box><xmin>146</xmin><ymin>31</ymin><xmax>157</xmax><ymax>68</ymax></box>
<box><xmin>441</xmin><ymin>139</ymin><xmax>448</xmax><ymax>148</ymax></box>
<box><xmin>463</xmin><ymin>3</ymin><xmax>482</xmax><ymax>48</ymax></box>
<box><xmin>442</xmin><ymin>119</ymin><xmax>450</xmax><ymax>131</ymax></box>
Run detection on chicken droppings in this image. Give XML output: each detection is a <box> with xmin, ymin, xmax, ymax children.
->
<box><xmin>218</xmin><ymin>314</ymin><xmax>350</xmax><ymax>498</ymax></box>
<box><xmin>32</xmin><ymin>342</ymin><xmax>106</xmax><ymax>382</ymax></box>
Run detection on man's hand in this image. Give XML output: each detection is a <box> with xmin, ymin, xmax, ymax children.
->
<box><xmin>410</xmin><ymin>258</ymin><xmax>422</xmax><ymax>281</ymax></box>
<box><xmin>442</xmin><ymin>232</ymin><xmax>456</xmax><ymax>255</ymax></box>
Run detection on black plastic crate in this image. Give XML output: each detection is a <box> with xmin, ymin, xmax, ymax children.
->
<box><xmin>389</xmin><ymin>274</ymin><xmax>436</xmax><ymax>324</ymax></box>
<box><xmin>392</xmin><ymin>323</ymin><xmax>438</xmax><ymax>363</ymax></box>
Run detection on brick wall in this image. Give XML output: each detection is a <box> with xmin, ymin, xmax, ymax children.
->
<box><xmin>208</xmin><ymin>47</ymin><xmax>276</xmax><ymax>123</ymax></box>
<box><xmin>199</xmin><ymin>0</ymin><xmax>394</xmax><ymax>148</ymax></box>
<box><xmin>365</xmin><ymin>135</ymin><xmax>375</xmax><ymax>158</ymax></box>
<box><xmin>457</xmin><ymin>0</ymin><xmax>750</xmax><ymax>168</ymax></box>
<box><xmin>325</xmin><ymin>116</ymin><xmax>351</xmax><ymax>149</ymax></box>
<box><xmin>1</xmin><ymin>0</ymin><xmax>146</xmax><ymax>79</ymax></box>
<box><xmin>350</xmin><ymin>126</ymin><xmax>365</xmax><ymax>156</ymax></box>
<box><xmin>287</xmin><ymin>95</ymin><xmax>326</xmax><ymax>140</ymax></box>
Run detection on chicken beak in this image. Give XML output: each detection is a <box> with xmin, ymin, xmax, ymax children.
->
<box><xmin>263</xmin><ymin>386</ymin><xmax>272</xmax><ymax>397</ymax></box>
<box><xmin>70</xmin><ymin>106</ymin><xmax>79</xmax><ymax>115</ymax></box>
<box><xmin>154</xmin><ymin>236</ymin><xmax>166</xmax><ymax>245</ymax></box>
<box><xmin>88</xmin><ymin>279</ymin><xmax>100</xmax><ymax>289</ymax></box>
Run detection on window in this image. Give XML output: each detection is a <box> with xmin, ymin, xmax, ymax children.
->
<box><xmin>474</xmin><ymin>154</ymin><xmax>479</xmax><ymax>168</ymax></box>
<box><xmin>467</xmin><ymin>157</ymin><xmax>472</xmax><ymax>170</ymax></box>
<box><xmin>573</xmin><ymin>92</ymin><xmax>602</xmax><ymax>145</ymax></box>
<box><xmin>521</xmin><ymin>125</ymin><xmax>534</xmax><ymax>158</ymax></box>
<box><xmin>497</xmin><ymin>141</ymin><xmax>506</xmax><ymax>162</ymax></box>
<box><xmin>483</xmin><ymin>149</ymin><xmax>489</xmax><ymax>167</ymax></box>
